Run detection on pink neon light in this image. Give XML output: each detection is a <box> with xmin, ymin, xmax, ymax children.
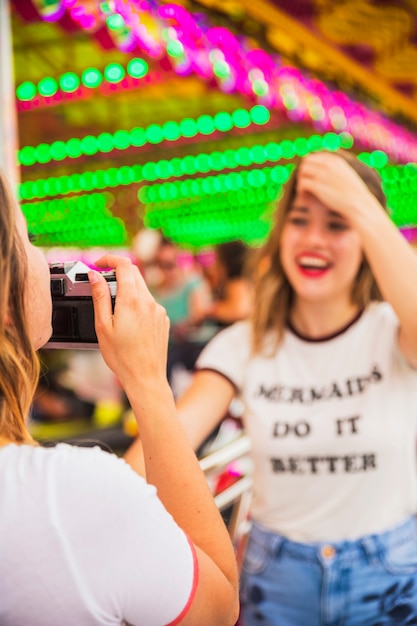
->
<box><xmin>115</xmin><ymin>0</ymin><xmax>163</xmax><ymax>57</ymax></box>
<box><xmin>30</xmin><ymin>0</ymin><xmax>417</xmax><ymax>162</ymax></box>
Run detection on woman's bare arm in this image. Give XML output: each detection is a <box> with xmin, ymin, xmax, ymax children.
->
<box><xmin>90</xmin><ymin>256</ymin><xmax>239</xmax><ymax>625</ymax></box>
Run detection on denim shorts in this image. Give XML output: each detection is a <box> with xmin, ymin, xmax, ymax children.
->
<box><xmin>239</xmin><ymin>516</ymin><xmax>417</xmax><ymax>626</ymax></box>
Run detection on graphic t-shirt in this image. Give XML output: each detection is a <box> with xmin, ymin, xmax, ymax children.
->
<box><xmin>0</xmin><ymin>443</ymin><xmax>197</xmax><ymax>626</ymax></box>
<box><xmin>196</xmin><ymin>302</ymin><xmax>417</xmax><ymax>542</ymax></box>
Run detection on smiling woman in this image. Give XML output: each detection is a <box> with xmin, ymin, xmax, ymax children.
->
<box><xmin>138</xmin><ymin>148</ymin><xmax>417</xmax><ymax>625</ymax></box>
<box><xmin>251</xmin><ymin>149</ymin><xmax>388</xmax><ymax>350</ymax></box>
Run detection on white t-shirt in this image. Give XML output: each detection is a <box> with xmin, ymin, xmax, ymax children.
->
<box><xmin>0</xmin><ymin>443</ymin><xmax>197</xmax><ymax>626</ymax></box>
<box><xmin>196</xmin><ymin>302</ymin><xmax>417</xmax><ymax>542</ymax></box>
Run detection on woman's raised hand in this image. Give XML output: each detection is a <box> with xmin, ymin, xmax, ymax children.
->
<box><xmin>297</xmin><ymin>151</ymin><xmax>383</xmax><ymax>224</ymax></box>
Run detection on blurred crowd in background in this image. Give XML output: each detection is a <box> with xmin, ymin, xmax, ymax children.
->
<box><xmin>31</xmin><ymin>233</ymin><xmax>255</xmax><ymax>442</ymax></box>
<box><xmin>32</xmin><ymin>231</ymin><xmax>417</xmax><ymax>448</ymax></box>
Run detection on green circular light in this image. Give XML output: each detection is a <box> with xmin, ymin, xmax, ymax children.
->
<box><xmin>248</xmin><ymin>170</ymin><xmax>266</xmax><ymax>187</ymax></box>
<box><xmin>56</xmin><ymin>175</ymin><xmax>70</xmax><ymax>194</ymax></box>
<box><xmin>104</xmin><ymin>63</ymin><xmax>125</xmax><ymax>83</ymax></box>
<box><xmin>157</xmin><ymin>160</ymin><xmax>173</xmax><ymax>179</ymax></box>
<box><xmin>127</xmin><ymin>58</ymin><xmax>148</xmax><ymax>78</ymax></box>
<box><xmin>130</xmin><ymin>127</ymin><xmax>146</xmax><ymax>147</ymax></box>
<box><xmin>142</xmin><ymin>163</ymin><xmax>157</xmax><ymax>181</ymax></box>
<box><xmin>250</xmin><ymin>146</ymin><xmax>266</xmax><ymax>164</ymax></box>
<box><xmin>283</xmin><ymin>95</ymin><xmax>298</xmax><ymax>110</ymax></box>
<box><xmin>38</xmin><ymin>77</ymin><xmax>58</xmax><ymax>97</ymax></box>
<box><xmin>214</xmin><ymin>112</ymin><xmax>233</xmax><ymax>132</ymax></box>
<box><xmin>226</xmin><ymin>172</ymin><xmax>243</xmax><ymax>191</ymax></box>
<box><xmin>182</xmin><ymin>156</ymin><xmax>197</xmax><ymax>175</ymax></box>
<box><xmin>236</xmin><ymin>147</ymin><xmax>252</xmax><ymax>166</ymax></box>
<box><xmin>105</xmin><ymin>169</ymin><xmax>119</xmax><ymax>187</ymax></box>
<box><xmin>280</xmin><ymin>140</ymin><xmax>296</xmax><ymax>159</ymax></box>
<box><xmin>271</xmin><ymin>166</ymin><xmax>289</xmax><ymax>184</ymax></box>
<box><xmin>117</xmin><ymin>166</ymin><xmax>134</xmax><ymax>185</ymax></box>
<box><xmin>50</xmin><ymin>141</ymin><xmax>67</xmax><ymax>161</ymax></box>
<box><xmin>20</xmin><ymin>181</ymin><xmax>34</xmax><ymax>200</ymax></box>
<box><xmin>138</xmin><ymin>185</ymin><xmax>151</xmax><ymax>203</ymax></box>
<box><xmin>94</xmin><ymin>170</ymin><xmax>108</xmax><ymax>189</ymax></box>
<box><xmin>19</xmin><ymin>146</ymin><xmax>36</xmax><ymax>166</ymax></box>
<box><xmin>106</xmin><ymin>14</ymin><xmax>124</xmax><ymax>30</ymax></box>
<box><xmin>66</xmin><ymin>138</ymin><xmax>82</xmax><ymax>158</ymax></box>
<box><xmin>381</xmin><ymin>166</ymin><xmax>398</xmax><ymax>181</ymax></box>
<box><xmin>171</xmin><ymin>158</ymin><xmax>183</xmax><ymax>176</ymax></box>
<box><xmin>146</xmin><ymin>124</ymin><xmax>164</xmax><ymax>144</ymax></box>
<box><xmin>202</xmin><ymin>178</ymin><xmax>214</xmax><ymax>194</ymax></box>
<box><xmin>210</xmin><ymin>151</ymin><xmax>225</xmax><ymax>170</ymax></box>
<box><xmin>59</xmin><ymin>72</ymin><xmax>80</xmax><ymax>93</ymax></box>
<box><xmin>293</xmin><ymin>137</ymin><xmax>309</xmax><ymax>156</ymax></box>
<box><xmin>339</xmin><ymin>132</ymin><xmax>354</xmax><ymax>149</ymax></box>
<box><xmin>213</xmin><ymin>61</ymin><xmax>230</xmax><ymax>79</ymax></box>
<box><xmin>167</xmin><ymin>40</ymin><xmax>184</xmax><ymax>58</ymax></box>
<box><xmin>69</xmin><ymin>173</ymin><xmax>81</xmax><ymax>191</ymax></box>
<box><xmin>193</xmin><ymin>116</ymin><xmax>212</xmax><ymax>136</ymax></box>
<box><xmin>195</xmin><ymin>154</ymin><xmax>211</xmax><ymax>172</ymax></box>
<box><xmin>79</xmin><ymin>172</ymin><xmax>95</xmax><ymax>190</ymax></box>
<box><xmin>97</xmin><ymin>133</ymin><xmax>114</xmax><ymax>152</ymax></box>
<box><xmin>81</xmin><ymin>68</ymin><xmax>103</xmax><ymax>88</ymax></box>
<box><xmin>264</xmin><ymin>143</ymin><xmax>281</xmax><ymax>162</ymax></box>
<box><xmin>44</xmin><ymin>178</ymin><xmax>58</xmax><ymax>196</ymax></box>
<box><xmin>370</xmin><ymin>150</ymin><xmax>389</xmax><ymax>169</ymax></box>
<box><xmin>33</xmin><ymin>180</ymin><xmax>47</xmax><ymax>197</ymax></box>
<box><xmin>232</xmin><ymin>109</ymin><xmax>251</xmax><ymax>128</ymax></box>
<box><xmin>81</xmin><ymin>136</ymin><xmax>98</xmax><ymax>155</ymax></box>
<box><xmin>307</xmin><ymin>135</ymin><xmax>323</xmax><ymax>151</ymax></box>
<box><xmin>113</xmin><ymin>130</ymin><xmax>130</xmax><ymax>150</ymax></box>
<box><xmin>35</xmin><ymin>144</ymin><xmax>51</xmax><ymax>164</ymax></box>
<box><xmin>322</xmin><ymin>133</ymin><xmax>341</xmax><ymax>151</ymax></box>
<box><xmin>162</xmin><ymin>121</ymin><xmax>180</xmax><ymax>141</ymax></box>
<box><xmin>223</xmin><ymin>150</ymin><xmax>237</xmax><ymax>169</ymax></box>
<box><xmin>252</xmin><ymin>79</ymin><xmax>269</xmax><ymax>97</ymax></box>
<box><xmin>16</xmin><ymin>81</ymin><xmax>36</xmax><ymax>101</ymax></box>
<box><xmin>179</xmin><ymin>118</ymin><xmax>198</xmax><ymax>138</ymax></box>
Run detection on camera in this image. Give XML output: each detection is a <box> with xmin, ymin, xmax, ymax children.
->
<box><xmin>44</xmin><ymin>261</ymin><xmax>117</xmax><ymax>350</ymax></box>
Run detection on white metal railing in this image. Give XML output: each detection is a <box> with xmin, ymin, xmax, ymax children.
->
<box><xmin>199</xmin><ymin>432</ymin><xmax>253</xmax><ymax>544</ymax></box>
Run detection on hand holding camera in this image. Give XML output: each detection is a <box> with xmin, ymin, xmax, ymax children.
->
<box><xmin>46</xmin><ymin>260</ymin><xmax>117</xmax><ymax>349</ymax></box>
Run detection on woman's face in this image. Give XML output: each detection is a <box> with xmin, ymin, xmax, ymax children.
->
<box><xmin>16</xmin><ymin>207</ymin><xmax>52</xmax><ymax>349</ymax></box>
<box><xmin>280</xmin><ymin>189</ymin><xmax>363</xmax><ymax>307</ymax></box>
<box><xmin>154</xmin><ymin>244</ymin><xmax>180</xmax><ymax>287</ymax></box>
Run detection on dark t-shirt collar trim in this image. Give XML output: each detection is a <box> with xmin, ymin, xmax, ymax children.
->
<box><xmin>287</xmin><ymin>308</ymin><xmax>365</xmax><ymax>343</ymax></box>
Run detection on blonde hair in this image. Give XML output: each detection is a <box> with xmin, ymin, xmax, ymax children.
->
<box><xmin>250</xmin><ymin>150</ymin><xmax>387</xmax><ymax>355</ymax></box>
<box><xmin>0</xmin><ymin>173</ymin><xmax>39</xmax><ymax>443</ymax></box>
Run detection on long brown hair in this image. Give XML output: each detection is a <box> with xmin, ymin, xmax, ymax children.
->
<box><xmin>250</xmin><ymin>150</ymin><xmax>387</xmax><ymax>355</ymax></box>
<box><xmin>0</xmin><ymin>173</ymin><xmax>39</xmax><ymax>443</ymax></box>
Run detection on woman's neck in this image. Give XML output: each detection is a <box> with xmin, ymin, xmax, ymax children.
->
<box><xmin>289</xmin><ymin>299</ymin><xmax>361</xmax><ymax>340</ymax></box>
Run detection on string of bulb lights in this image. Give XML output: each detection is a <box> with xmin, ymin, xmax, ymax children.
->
<box><xmin>14</xmin><ymin>0</ymin><xmax>417</xmax><ymax>248</ymax></box>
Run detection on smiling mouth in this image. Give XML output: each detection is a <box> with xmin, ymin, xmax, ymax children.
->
<box><xmin>296</xmin><ymin>255</ymin><xmax>332</xmax><ymax>276</ymax></box>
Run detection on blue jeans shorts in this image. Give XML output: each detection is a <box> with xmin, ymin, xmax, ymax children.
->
<box><xmin>240</xmin><ymin>516</ymin><xmax>417</xmax><ymax>626</ymax></box>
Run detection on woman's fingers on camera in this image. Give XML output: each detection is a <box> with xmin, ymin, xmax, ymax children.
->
<box><xmin>89</xmin><ymin>255</ymin><xmax>165</xmax><ymax>342</ymax></box>
<box><xmin>88</xmin><ymin>269</ymin><xmax>113</xmax><ymax>321</ymax></box>
<box><xmin>93</xmin><ymin>254</ymin><xmax>150</xmax><ymax>299</ymax></box>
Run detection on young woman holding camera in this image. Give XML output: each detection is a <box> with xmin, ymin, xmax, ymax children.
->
<box><xmin>0</xmin><ymin>172</ymin><xmax>239</xmax><ymax>626</ymax></box>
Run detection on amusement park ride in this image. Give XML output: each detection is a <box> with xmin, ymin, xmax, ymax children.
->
<box><xmin>6</xmin><ymin>0</ymin><xmax>417</xmax><ymax>250</ymax></box>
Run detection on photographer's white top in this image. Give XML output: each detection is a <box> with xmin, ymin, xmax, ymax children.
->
<box><xmin>196</xmin><ymin>302</ymin><xmax>417</xmax><ymax>542</ymax></box>
<box><xmin>0</xmin><ymin>443</ymin><xmax>197</xmax><ymax>626</ymax></box>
